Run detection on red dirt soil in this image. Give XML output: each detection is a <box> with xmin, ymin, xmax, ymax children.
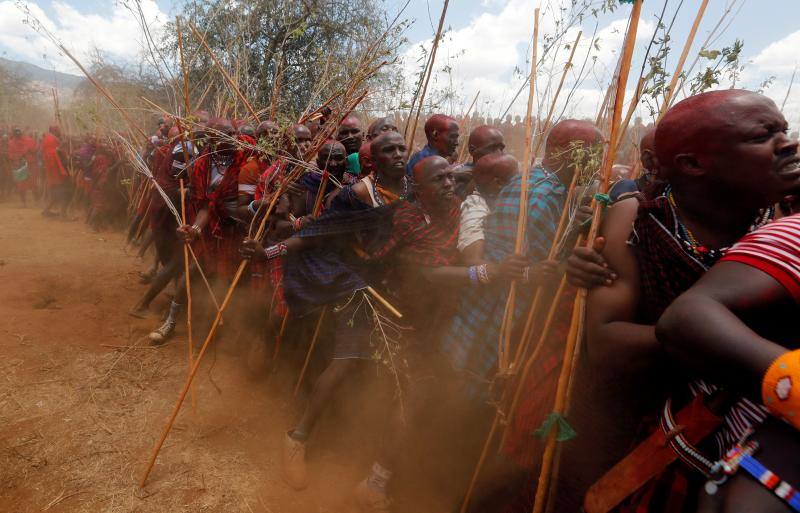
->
<box><xmin>0</xmin><ymin>201</ymin><xmax>454</xmax><ymax>513</ymax></box>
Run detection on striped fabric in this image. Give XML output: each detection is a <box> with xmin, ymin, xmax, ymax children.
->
<box><xmin>721</xmin><ymin>212</ymin><xmax>800</xmax><ymax>303</ymax></box>
<box><xmin>441</xmin><ymin>168</ymin><xmax>565</xmax><ymax>383</ymax></box>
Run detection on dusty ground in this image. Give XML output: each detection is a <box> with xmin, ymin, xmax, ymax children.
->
<box><xmin>0</xmin><ymin>200</ymin><xmax>461</xmax><ymax>512</ymax></box>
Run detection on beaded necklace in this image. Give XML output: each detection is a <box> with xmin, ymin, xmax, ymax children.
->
<box><xmin>665</xmin><ymin>185</ymin><xmax>773</xmax><ymax>267</ymax></box>
<box><xmin>372</xmin><ymin>174</ymin><xmax>409</xmax><ymax>206</ymax></box>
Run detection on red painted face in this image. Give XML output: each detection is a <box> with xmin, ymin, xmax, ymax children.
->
<box><xmin>690</xmin><ymin>94</ymin><xmax>799</xmax><ymax>209</ymax></box>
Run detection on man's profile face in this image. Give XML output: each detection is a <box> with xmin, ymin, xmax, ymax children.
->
<box><xmin>433</xmin><ymin>122</ymin><xmax>460</xmax><ymax>158</ymax></box>
<box><xmin>697</xmin><ymin>95</ymin><xmax>800</xmax><ymax>208</ymax></box>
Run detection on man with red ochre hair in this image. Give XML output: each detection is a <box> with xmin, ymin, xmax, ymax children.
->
<box><xmin>405</xmin><ymin>114</ymin><xmax>460</xmax><ymax>177</ymax></box>
<box><xmin>552</xmin><ymin>89</ymin><xmax>800</xmax><ymax>513</ymax></box>
<box><xmin>41</xmin><ymin>125</ymin><xmax>71</xmax><ymax>218</ymax></box>
<box><xmin>337</xmin><ymin>115</ymin><xmax>364</xmax><ymax>179</ymax></box>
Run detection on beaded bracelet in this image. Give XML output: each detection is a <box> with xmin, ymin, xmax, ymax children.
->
<box><xmin>762</xmin><ymin>349</ymin><xmax>799</xmax><ymax>430</ymax></box>
<box><xmin>264</xmin><ymin>242</ymin><xmax>288</xmax><ymax>261</ymax></box>
<box><xmin>468</xmin><ymin>266</ymin><xmax>479</xmax><ymax>286</ymax></box>
<box><xmin>477</xmin><ymin>264</ymin><xmax>490</xmax><ymax>285</ymax></box>
<box><xmin>293</xmin><ymin>216</ymin><xmax>304</xmax><ymax>232</ymax></box>
<box><xmin>191</xmin><ymin>224</ymin><xmax>201</xmax><ymax>236</ymax></box>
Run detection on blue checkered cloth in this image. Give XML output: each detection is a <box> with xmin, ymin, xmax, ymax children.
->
<box><xmin>441</xmin><ymin>168</ymin><xmax>566</xmax><ymax>381</ymax></box>
<box><xmin>405</xmin><ymin>144</ymin><xmax>440</xmax><ymax>177</ymax></box>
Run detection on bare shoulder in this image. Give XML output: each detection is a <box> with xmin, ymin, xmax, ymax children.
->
<box><xmin>351</xmin><ymin>180</ymin><xmax>372</xmax><ymax>204</ymax></box>
<box><xmin>599</xmin><ymin>197</ymin><xmax>640</xmax><ymax>276</ymax></box>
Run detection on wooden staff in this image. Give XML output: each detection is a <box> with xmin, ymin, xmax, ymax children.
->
<box><xmin>272</xmin><ymin>311</ymin><xmax>290</xmax><ymax>361</ymax></box>
<box><xmin>456</xmin><ymin>90</ymin><xmax>481</xmax><ymax>163</ymax></box>
<box><xmin>293</xmin><ymin>306</ymin><xmax>327</xmax><ymax>397</ymax></box>
<box><xmin>405</xmin><ymin>0</ymin><xmax>451</xmax><ymax>148</ymax></box>
<box><xmin>52</xmin><ymin>41</ymin><xmax>147</xmax><ymax>141</ymax></box>
<box><xmin>179</xmin><ymin>179</ymin><xmax>196</xmax><ymax>411</ymax></box>
<box><xmin>188</xmin><ymin>22</ymin><xmax>261</xmax><ymax>123</ymax></box>
<box><xmin>496</xmin><ymin>8</ymin><xmax>540</xmax><ymax>372</ymax></box>
<box><xmin>140</xmin><ymin>84</ymin><xmax>374</xmax><ymax>486</ymax></box>
<box><xmin>530</xmin><ymin>3</ymin><xmax>642</xmax><ymax>512</ymax></box>
<box><xmin>139</xmin><ymin>163</ymin><xmax>302</xmax><ymax>488</ymax></box>
<box><xmin>659</xmin><ymin>0</ymin><xmax>710</xmax><ymax>118</ymax></box>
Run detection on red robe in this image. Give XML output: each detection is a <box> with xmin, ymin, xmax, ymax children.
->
<box><xmin>41</xmin><ymin>133</ymin><xmax>68</xmax><ymax>186</ymax></box>
<box><xmin>7</xmin><ymin>135</ymin><xmax>36</xmax><ymax>191</ymax></box>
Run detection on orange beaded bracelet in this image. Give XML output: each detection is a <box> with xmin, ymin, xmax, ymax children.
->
<box><xmin>762</xmin><ymin>349</ymin><xmax>800</xmax><ymax>430</ymax></box>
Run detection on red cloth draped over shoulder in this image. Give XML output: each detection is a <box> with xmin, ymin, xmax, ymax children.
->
<box><xmin>7</xmin><ymin>135</ymin><xmax>36</xmax><ymax>191</ymax></box>
<box><xmin>41</xmin><ymin>133</ymin><xmax>68</xmax><ymax>186</ymax></box>
<box><xmin>189</xmin><ymin>142</ymin><xmax>249</xmax><ymax>278</ymax></box>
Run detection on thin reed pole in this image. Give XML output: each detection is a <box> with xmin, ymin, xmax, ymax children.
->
<box><xmin>497</xmin><ymin>8</ymin><xmax>540</xmax><ymax>372</ymax></box>
<box><xmin>406</xmin><ymin>0</ymin><xmax>451</xmax><ymax>148</ymax></box>
<box><xmin>293</xmin><ymin>306</ymin><xmax>327</xmax><ymax>397</ymax></box>
<box><xmin>659</xmin><ymin>0</ymin><xmax>709</xmax><ymax>118</ymax></box>
<box><xmin>456</xmin><ymin>91</ymin><xmax>481</xmax><ymax>163</ymax></box>
<box><xmin>180</xmin><ymin>179</ymin><xmax>196</xmax><ymax>411</ymax></box>
<box><xmin>188</xmin><ymin>22</ymin><xmax>261</xmax><ymax>123</ymax></box>
<box><xmin>530</xmin><ymin>3</ymin><xmax>642</xmax><ymax>512</ymax></box>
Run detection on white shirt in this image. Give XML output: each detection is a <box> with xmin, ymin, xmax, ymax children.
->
<box><xmin>458</xmin><ymin>192</ymin><xmax>490</xmax><ymax>252</ymax></box>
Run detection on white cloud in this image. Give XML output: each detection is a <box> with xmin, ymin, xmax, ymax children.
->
<box><xmin>740</xmin><ymin>29</ymin><xmax>800</xmax><ymax>124</ymax></box>
<box><xmin>400</xmin><ymin>0</ymin><xmax>656</xmax><ymax>120</ymax></box>
<box><xmin>0</xmin><ymin>0</ymin><xmax>168</xmax><ymax>73</ymax></box>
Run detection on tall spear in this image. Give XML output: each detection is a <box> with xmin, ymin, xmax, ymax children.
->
<box><xmin>458</xmin><ymin>10</ymin><xmax>539</xmax><ymax>512</ymax></box>
<box><xmin>405</xmin><ymin>0</ymin><xmax>451</xmax><ymax>148</ymax></box>
<box><xmin>659</xmin><ymin>0</ymin><xmax>709</xmax><ymax>119</ymax></box>
<box><xmin>529</xmin><ymin>3</ymin><xmax>642</xmax><ymax>513</ymax></box>
<box><xmin>139</xmin><ymin>90</ymin><xmax>371</xmax><ymax>488</ymax></box>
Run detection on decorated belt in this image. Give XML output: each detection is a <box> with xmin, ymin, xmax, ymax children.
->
<box><xmin>705</xmin><ymin>430</ymin><xmax>800</xmax><ymax>512</ymax></box>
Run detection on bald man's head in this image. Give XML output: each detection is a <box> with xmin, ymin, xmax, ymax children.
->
<box><xmin>370</xmin><ymin>131</ymin><xmax>408</xmax><ymax>179</ymax></box>
<box><xmin>543</xmin><ymin>119</ymin><xmax>603</xmax><ymax>180</ymax></box>
<box><xmin>468</xmin><ymin>125</ymin><xmax>505</xmax><ymax>163</ymax></box>
<box><xmin>367</xmin><ymin>117</ymin><xmax>399</xmax><ymax>140</ymax></box>
<box><xmin>656</xmin><ymin>89</ymin><xmax>800</xmax><ymax>210</ymax></box>
<box><xmin>286</xmin><ymin>123</ymin><xmax>312</xmax><ymax>158</ymax></box>
<box><xmin>424</xmin><ymin>114</ymin><xmax>460</xmax><ymax>157</ymax></box>
<box><xmin>474</xmin><ymin>153</ymin><xmax>519</xmax><ymax>197</ymax></box>
<box><xmin>413</xmin><ymin>156</ymin><xmax>455</xmax><ymax>213</ymax></box>
<box><xmin>316</xmin><ymin>140</ymin><xmax>347</xmax><ymax>178</ymax></box>
<box><xmin>639</xmin><ymin>126</ymin><xmax>657</xmax><ymax>175</ymax></box>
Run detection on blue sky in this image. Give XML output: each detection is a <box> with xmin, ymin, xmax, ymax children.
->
<box><xmin>1</xmin><ymin>0</ymin><xmax>799</xmax><ymax>122</ymax></box>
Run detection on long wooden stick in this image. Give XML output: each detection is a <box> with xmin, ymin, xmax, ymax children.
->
<box><xmin>406</xmin><ymin>0</ymin><xmax>451</xmax><ymax>148</ymax></box>
<box><xmin>456</xmin><ymin>90</ymin><xmax>481</xmax><ymax>163</ymax></box>
<box><xmin>188</xmin><ymin>22</ymin><xmax>260</xmax><ymax>123</ymax></box>
<box><xmin>139</xmin><ymin>83</ymin><xmax>374</xmax><ymax>486</ymax></box>
<box><xmin>496</xmin><ymin>7</ymin><xmax>540</xmax><ymax>372</ymax></box>
<box><xmin>139</xmin><ymin>165</ymin><xmax>301</xmax><ymax>488</ymax></box>
<box><xmin>179</xmin><ymin>179</ymin><xmax>196</xmax><ymax>412</ymax></box>
<box><xmin>659</xmin><ymin>0</ymin><xmax>709</xmax><ymax>119</ymax></box>
<box><xmin>293</xmin><ymin>306</ymin><xmax>327</xmax><ymax>397</ymax></box>
<box><xmin>530</xmin><ymin>3</ymin><xmax>642</xmax><ymax>512</ymax></box>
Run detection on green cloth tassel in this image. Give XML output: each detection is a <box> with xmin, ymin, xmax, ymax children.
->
<box><xmin>594</xmin><ymin>192</ymin><xmax>612</xmax><ymax>206</ymax></box>
<box><xmin>533</xmin><ymin>412</ymin><xmax>577</xmax><ymax>442</ymax></box>
<box><xmin>619</xmin><ymin>0</ymin><xmax>637</xmax><ymax>4</ymax></box>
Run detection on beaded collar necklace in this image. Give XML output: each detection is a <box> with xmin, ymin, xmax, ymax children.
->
<box><xmin>372</xmin><ymin>173</ymin><xmax>409</xmax><ymax>206</ymax></box>
<box><xmin>665</xmin><ymin>185</ymin><xmax>773</xmax><ymax>267</ymax></box>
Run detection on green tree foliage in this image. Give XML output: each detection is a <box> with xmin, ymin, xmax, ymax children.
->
<box><xmin>163</xmin><ymin>0</ymin><xmax>407</xmax><ymax>120</ymax></box>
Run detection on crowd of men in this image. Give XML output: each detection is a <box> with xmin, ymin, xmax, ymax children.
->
<box><xmin>0</xmin><ymin>125</ymin><xmax>130</xmax><ymax>228</ymax></box>
<box><xmin>7</xmin><ymin>88</ymin><xmax>800</xmax><ymax>513</ymax></box>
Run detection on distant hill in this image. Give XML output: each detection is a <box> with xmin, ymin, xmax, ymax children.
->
<box><xmin>0</xmin><ymin>57</ymin><xmax>83</xmax><ymax>91</ymax></box>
